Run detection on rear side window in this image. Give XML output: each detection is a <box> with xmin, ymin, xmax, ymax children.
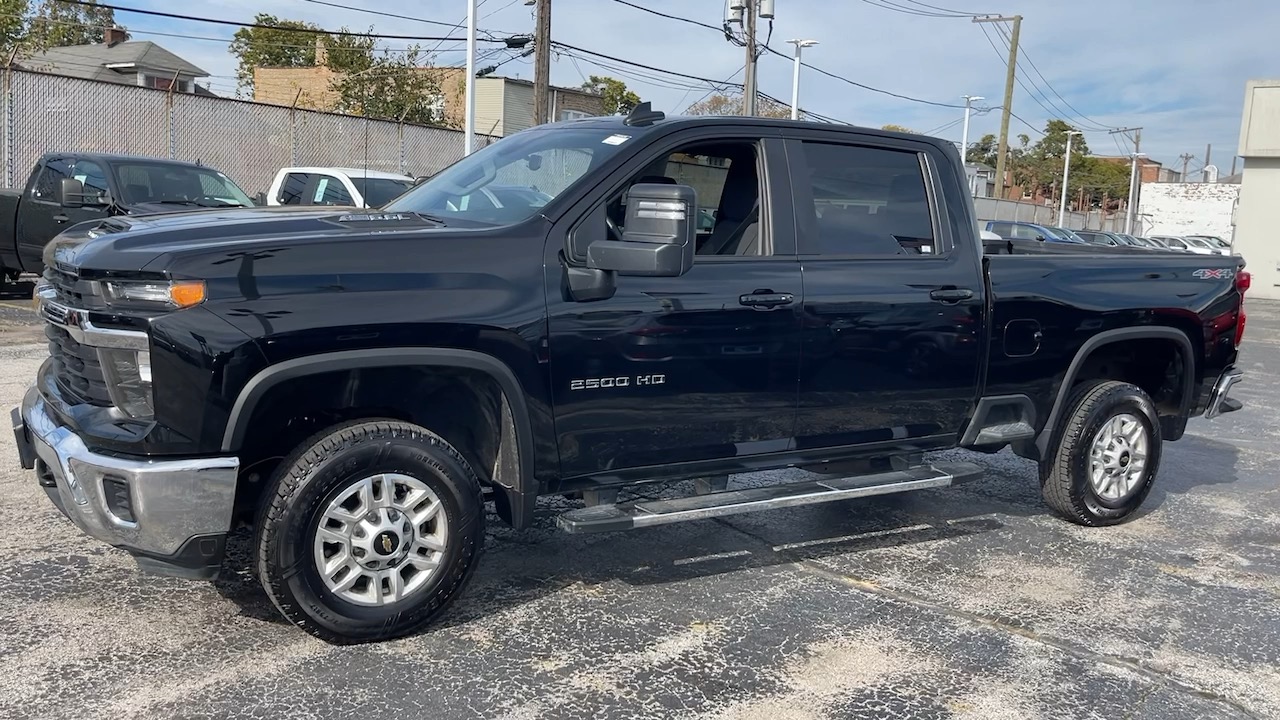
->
<box><xmin>32</xmin><ymin>158</ymin><xmax>71</xmax><ymax>200</ymax></box>
<box><xmin>800</xmin><ymin>142</ymin><xmax>937</xmax><ymax>255</ymax></box>
<box><xmin>987</xmin><ymin>222</ymin><xmax>1012</xmax><ymax>237</ymax></box>
<box><xmin>277</xmin><ymin>173</ymin><xmax>312</xmax><ymax>204</ymax></box>
<box><xmin>1011</xmin><ymin>224</ymin><xmax>1040</xmax><ymax>240</ymax></box>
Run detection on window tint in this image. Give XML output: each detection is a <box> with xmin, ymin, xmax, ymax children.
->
<box><xmin>278</xmin><ymin>173</ymin><xmax>312</xmax><ymax>204</ymax></box>
<box><xmin>33</xmin><ymin>158</ymin><xmax>71</xmax><ymax>200</ymax></box>
<box><xmin>1167</xmin><ymin>238</ymin><xmax>1187</xmax><ymax>248</ymax></box>
<box><xmin>350</xmin><ymin>178</ymin><xmax>413</xmax><ymax>207</ymax></box>
<box><xmin>313</xmin><ymin>176</ymin><xmax>353</xmax><ymax>205</ymax></box>
<box><xmin>801</xmin><ymin>142</ymin><xmax>936</xmax><ymax>255</ymax></box>
<box><xmin>987</xmin><ymin>222</ymin><xmax>1012</xmax><ymax>237</ymax></box>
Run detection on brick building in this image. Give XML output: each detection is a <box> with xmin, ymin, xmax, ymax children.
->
<box><xmin>254</xmin><ymin>45</ymin><xmax>608</xmax><ymax>135</ymax></box>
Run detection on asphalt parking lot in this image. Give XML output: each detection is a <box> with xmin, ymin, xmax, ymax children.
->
<box><xmin>0</xmin><ymin>290</ymin><xmax>1277</xmax><ymax>720</ymax></box>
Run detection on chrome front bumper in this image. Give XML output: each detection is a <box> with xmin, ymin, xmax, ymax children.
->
<box><xmin>1204</xmin><ymin>368</ymin><xmax>1244</xmax><ymax>419</ymax></box>
<box><xmin>16</xmin><ymin>387</ymin><xmax>239</xmax><ymax>576</ymax></box>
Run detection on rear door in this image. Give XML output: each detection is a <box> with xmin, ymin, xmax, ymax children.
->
<box><xmin>546</xmin><ymin>127</ymin><xmax>804</xmax><ymax>479</ymax></box>
<box><xmin>788</xmin><ymin>132</ymin><xmax>985</xmax><ymax>450</ymax></box>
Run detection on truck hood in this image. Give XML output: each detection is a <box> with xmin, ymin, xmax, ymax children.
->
<box><xmin>43</xmin><ymin>206</ymin><xmax>456</xmax><ymax>275</ymax></box>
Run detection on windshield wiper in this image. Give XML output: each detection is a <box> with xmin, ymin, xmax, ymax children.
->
<box><xmin>144</xmin><ymin>200</ymin><xmax>202</xmax><ymax>206</ymax></box>
<box><xmin>406</xmin><ymin>211</ymin><xmax>449</xmax><ymax>226</ymax></box>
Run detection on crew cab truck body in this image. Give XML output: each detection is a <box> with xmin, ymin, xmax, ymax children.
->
<box><xmin>12</xmin><ymin>107</ymin><xmax>1248</xmax><ymax>643</ymax></box>
<box><xmin>0</xmin><ymin>153</ymin><xmax>255</xmax><ymax>282</ymax></box>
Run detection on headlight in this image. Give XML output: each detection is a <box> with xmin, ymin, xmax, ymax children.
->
<box><xmin>99</xmin><ymin>348</ymin><xmax>153</xmax><ymax>419</ymax></box>
<box><xmin>103</xmin><ymin>280</ymin><xmax>206</xmax><ymax>309</ymax></box>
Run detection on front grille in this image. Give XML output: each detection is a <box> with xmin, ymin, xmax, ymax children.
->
<box><xmin>43</xmin><ymin>267</ymin><xmax>105</xmax><ymax>310</ymax></box>
<box><xmin>46</xmin><ymin>323</ymin><xmax>113</xmax><ymax>406</ymax></box>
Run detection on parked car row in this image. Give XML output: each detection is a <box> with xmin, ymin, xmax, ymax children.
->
<box><xmin>983</xmin><ymin>221</ymin><xmax>1236</xmax><ymax>256</ymax></box>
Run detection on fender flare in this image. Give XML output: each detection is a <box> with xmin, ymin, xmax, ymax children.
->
<box><xmin>1034</xmin><ymin>327</ymin><xmax>1196</xmax><ymax>457</ymax></box>
<box><xmin>221</xmin><ymin>348</ymin><xmax>538</xmax><ymax>524</ymax></box>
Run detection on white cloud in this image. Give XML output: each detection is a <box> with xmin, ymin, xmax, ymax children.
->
<box><xmin>126</xmin><ymin>0</ymin><xmax>1280</xmax><ymax>168</ymax></box>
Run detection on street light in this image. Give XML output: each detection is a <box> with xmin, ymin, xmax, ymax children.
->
<box><xmin>1126</xmin><ymin>151</ymin><xmax>1147</xmax><ymax>234</ymax></box>
<box><xmin>960</xmin><ymin>94</ymin><xmax>984</xmax><ymax>164</ymax></box>
<box><xmin>464</xmin><ymin>0</ymin><xmax>477</xmax><ymax>155</ymax></box>
<box><xmin>787</xmin><ymin>39</ymin><xmax>818</xmax><ymax>120</ymax></box>
<box><xmin>1058</xmin><ymin>130</ymin><xmax>1083</xmax><ymax>226</ymax></box>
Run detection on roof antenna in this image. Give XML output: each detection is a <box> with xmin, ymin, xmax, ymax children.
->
<box><xmin>624</xmin><ymin>101</ymin><xmax>665</xmax><ymax>127</ymax></box>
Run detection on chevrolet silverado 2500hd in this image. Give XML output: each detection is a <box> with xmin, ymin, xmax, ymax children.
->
<box><xmin>12</xmin><ymin>104</ymin><xmax>1247</xmax><ymax>643</ymax></box>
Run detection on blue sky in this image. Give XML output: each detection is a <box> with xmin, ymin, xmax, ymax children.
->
<box><xmin>121</xmin><ymin>0</ymin><xmax>1280</xmax><ymax>171</ymax></box>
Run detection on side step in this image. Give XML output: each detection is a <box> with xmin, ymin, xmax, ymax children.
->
<box><xmin>972</xmin><ymin>421</ymin><xmax>1036</xmax><ymax>446</ymax></box>
<box><xmin>557</xmin><ymin>461</ymin><xmax>984</xmax><ymax>534</ymax></box>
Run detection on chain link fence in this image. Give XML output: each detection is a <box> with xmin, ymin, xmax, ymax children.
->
<box><xmin>973</xmin><ymin>196</ymin><xmax>1129</xmax><ymax>233</ymax></box>
<box><xmin>2</xmin><ymin>69</ymin><xmax>487</xmax><ymax>197</ymax></box>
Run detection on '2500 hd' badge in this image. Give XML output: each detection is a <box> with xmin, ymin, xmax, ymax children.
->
<box><xmin>570</xmin><ymin>375</ymin><xmax>665</xmax><ymax>390</ymax></box>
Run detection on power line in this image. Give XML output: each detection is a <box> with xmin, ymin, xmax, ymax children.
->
<box><xmin>607</xmin><ymin>0</ymin><xmax>722</xmax><ymax>32</ymax></box>
<box><xmin>297</xmin><ymin>0</ymin><xmax>509</xmax><ymax>37</ymax></box>
<box><xmin>606</xmin><ymin>0</ymin><xmax>965</xmax><ymax>109</ymax></box>
<box><xmin>53</xmin><ymin>0</ymin><xmax>514</xmax><ymax>43</ymax></box>
<box><xmin>901</xmin><ymin>0</ymin><xmax>993</xmax><ymax>14</ymax></box>
<box><xmin>856</xmin><ymin>0</ymin><xmax>971</xmax><ymax>18</ymax></box>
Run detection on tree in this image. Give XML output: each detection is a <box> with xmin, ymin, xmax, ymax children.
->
<box><xmin>330</xmin><ymin>46</ymin><xmax>446</xmax><ymax>127</ymax></box>
<box><xmin>28</xmin><ymin>0</ymin><xmax>115</xmax><ymax>48</ymax></box>
<box><xmin>580</xmin><ymin>75</ymin><xmax>640</xmax><ymax>115</ymax></box>
<box><xmin>229</xmin><ymin>14</ymin><xmax>324</xmax><ymax>94</ymax></box>
<box><xmin>685</xmin><ymin>92</ymin><xmax>789</xmax><ymax>119</ymax></box>
<box><xmin>881</xmin><ymin>124</ymin><xmax>918</xmax><ymax>134</ymax></box>
<box><xmin>0</xmin><ymin>0</ymin><xmax>29</xmax><ymax>55</ymax></box>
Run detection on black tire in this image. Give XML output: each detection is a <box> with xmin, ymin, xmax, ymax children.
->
<box><xmin>1040</xmin><ymin>380</ymin><xmax>1162</xmax><ymax>526</ymax></box>
<box><xmin>255</xmin><ymin>420</ymin><xmax>485</xmax><ymax>643</ymax></box>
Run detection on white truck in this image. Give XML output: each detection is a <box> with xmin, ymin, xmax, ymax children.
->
<box><xmin>265</xmin><ymin>167</ymin><xmax>416</xmax><ymax>209</ymax></box>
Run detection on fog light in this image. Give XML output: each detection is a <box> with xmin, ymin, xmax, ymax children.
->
<box><xmin>103</xmin><ymin>477</ymin><xmax>135</xmax><ymax>524</ymax></box>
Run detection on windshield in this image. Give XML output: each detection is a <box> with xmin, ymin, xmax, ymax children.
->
<box><xmin>115</xmin><ymin>163</ymin><xmax>254</xmax><ymax>207</ymax></box>
<box><xmin>384</xmin><ymin>125</ymin><xmax>629</xmax><ymax>224</ymax></box>
<box><xmin>1045</xmin><ymin>227</ymin><xmax>1082</xmax><ymax>242</ymax></box>
<box><xmin>1189</xmin><ymin>235</ymin><xmax>1228</xmax><ymax>247</ymax></box>
<box><xmin>1183</xmin><ymin>236</ymin><xmax>1211</xmax><ymax>249</ymax></box>
<box><xmin>352</xmin><ymin>177</ymin><xmax>414</xmax><ymax>208</ymax></box>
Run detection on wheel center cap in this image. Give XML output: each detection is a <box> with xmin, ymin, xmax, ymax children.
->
<box><xmin>374</xmin><ymin>530</ymin><xmax>401</xmax><ymax>556</ymax></box>
<box><xmin>1119</xmin><ymin>453</ymin><xmax>1130</xmax><ymax>467</ymax></box>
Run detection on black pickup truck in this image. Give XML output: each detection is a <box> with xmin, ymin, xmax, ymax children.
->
<box><xmin>12</xmin><ymin>105</ymin><xmax>1248</xmax><ymax>643</ymax></box>
<box><xmin>0</xmin><ymin>152</ymin><xmax>256</xmax><ymax>284</ymax></box>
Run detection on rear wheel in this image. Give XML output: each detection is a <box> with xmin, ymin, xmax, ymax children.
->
<box><xmin>256</xmin><ymin>420</ymin><xmax>485</xmax><ymax>643</ymax></box>
<box><xmin>1040</xmin><ymin>380</ymin><xmax>1162</xmax><ymax>526</ymax></box>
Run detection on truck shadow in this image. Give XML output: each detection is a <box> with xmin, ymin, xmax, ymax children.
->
<box><xmin>210</xmin><ymin>437</ymin><xmax>1244</xmax><ymax>634</ymax></box>
<box><xmin>0</xmin><ymin>278</ymin><xmax>35</xmax><ymax>301</ymax></box>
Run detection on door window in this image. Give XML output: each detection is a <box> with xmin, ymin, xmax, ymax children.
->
<box><xmin>71</xmin><ymin>160</ymin><xmax>110</xmax><ymax>203</ymax></box>
<box><xmin>987</xmin><ymin>222</ymin><xmax>1012</xmax><ymax>238</ymax></box>
<box><xmin>32</xmin><ymin>158</ymin><xmax>71</xmax><ymax>200</ymax></box>
<box><xmin>798</xmin><ymin>142</ymin><xmax>938</xmax><ymax>255</ymax></box>
<box><xmin>606</xmin><ymin>141</ymin><xmax>763</xmax><ymax>258</ymax></box>
<box><xmin>1010</xmin><ymin>224</ymin><xmax>1040</xmax><ymax>240</ymax></box>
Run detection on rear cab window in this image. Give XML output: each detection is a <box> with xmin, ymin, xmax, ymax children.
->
<box><xmin>792</xmin><ymin>139</ymin><xmax>945</xmax><ymax>257</ymax></box>
<box><xmin>277</xmin><ymin>173</ymin><xmax>312</xmax><ymax>204</ymax></box>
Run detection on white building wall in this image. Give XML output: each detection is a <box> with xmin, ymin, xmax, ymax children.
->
<box><xmin>1138</xmin><ymin>182</ymin><xmax>1239</xmax><ymax>240</ymax></box>
<box><xmin>1236</xmin><ymin>79</ymin><xmax>1280</xmax><ymax>300</ymax></box>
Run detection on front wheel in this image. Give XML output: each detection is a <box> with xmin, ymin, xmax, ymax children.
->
<box><xmin>1040</xmin><ymin>380</ymin><xmax>1162</xmax><ymax>526</ymax></box>
<box><xmin>256</xmin><ymin>420</ymin><xmax>485</xmax><ymax>643</ymax></box>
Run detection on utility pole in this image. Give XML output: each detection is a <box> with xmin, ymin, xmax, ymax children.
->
<box><xmin>743</xmin><ymin>0</ymin><xmax>757</xmax><ymax>116</ymax></box>
<box><xmin>1179</xmin><ymin>153</ymin><xmax>1194</xmax><ymax>181</ymax></box>
<box><xmin>1109</xmin><ymin>126</ymin><xmax>1142</xmax><ymax>225</ymax></box>
<box><xmin>1203</xmin><ymin>143</ymin><xmax>1212</xmax><ymax>182</ymax></box>
<box><xmin>532</xmin><ymin>0</ymin><xmax>551</xmax><ymax>125</ymax></box>
<box><xmin>973</xmin><ymin>15</ymin><xmax>1021</xmax><ymax>199</ymax></box>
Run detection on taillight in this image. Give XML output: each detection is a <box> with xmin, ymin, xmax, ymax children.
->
<box><xmin>1235</xmin><ymin>270</ymin><xmax>1250</xmax><ymax>346</ymax></box>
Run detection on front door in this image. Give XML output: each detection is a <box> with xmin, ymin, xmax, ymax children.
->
<box><xmin>787</xmin><ymin>134</ymin><xmax>985</xmax><ymax>451</ymax></box>
<box><xmin>546</xmin><ymin>132</ymin><xmax>804</xmax><ymax>480</ymax></box>
<box><xmin>17</xmin><ymin>158</ymin><xmax>109</xmax><ymax>272</ymax></box>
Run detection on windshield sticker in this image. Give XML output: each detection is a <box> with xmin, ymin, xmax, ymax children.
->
<box><xmin>603</xmin><ymin>134</ymin><xmax>631</xmax><ymax>145</ymax></box>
